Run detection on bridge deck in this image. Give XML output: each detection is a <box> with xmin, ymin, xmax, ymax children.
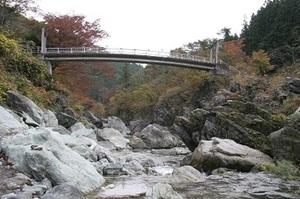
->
<box><xmin>42</xmin><ymin>47</ymin><xmax>216</xmax><ymax>70</ymax></box>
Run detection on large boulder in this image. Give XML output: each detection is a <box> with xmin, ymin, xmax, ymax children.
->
<box><xmin>0</xmin><ymin>106</ymin><xmax>28</xmax><ymax>137</ymax></box>
<box><xmin>0</xmin><ymin>128</ymin><xmax>105</xmax><ymax>194</ymax></box>
<box><xmin>56</xmin><ymin>112</ymin><xmax>77</xmax><ymax>129</ymax></box>
<box><xmin>6</xmin><ymin>91</ymin><xmax>44</xmax><ymax>125</ymax></box>
<box><xmin>96</xmin><ymin>128</ymin><xmax>129</xmax><ymax>149</ymax></box>
<box><xmin>41</xmin><ymin>184</ymin><xmax>83</xmax><ymax>199</ymax></box>
<box><xmin>107</xmin><ymin>116</ymin><xmax>130</xmax><ymax>135</ymax></box>
<box><xmin>131</xmin><ymin>124</ymin><xmax>181</xmax><ymax>149</ymax></box>
<box><xmin>191</xmin><ymin>137</ymin><xmax>273</xmax><ymax>172</ymax></box>
<box><xmin>269</xmin><ymin>127</ymin><xmax>300</xmax><ymax>163</ymax></box>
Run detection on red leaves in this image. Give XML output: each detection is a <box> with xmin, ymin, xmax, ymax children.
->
<box><xmin>44</xmin><ymin>14</ymin><xmax>108</xmax><ymax>47</ymax></box>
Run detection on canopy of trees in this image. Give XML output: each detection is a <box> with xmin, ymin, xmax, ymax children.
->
<box><xmin>242</xmin><ymin>0</ymin><xmax>300</xmax><ymax>65</ymax></box>
<box><xmin>44</xmin><ymin>14</ymin><xmax>108</xmax><ymax>47</ymax></box>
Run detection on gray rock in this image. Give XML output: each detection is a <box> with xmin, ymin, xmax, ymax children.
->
<box><xmin>151</xmin><ymin>147</ymin><xmax>191</xmax><ymax>156</ymax></box>
<box><xmin>56</xmin><ymin>112</ymin><xmax>77</xmax><ymax>129</ymax></box>
<box><xmin>1</xmin><ymin>128</ymin><xmax>105</xmax><ymax>194</ymax></box>
<box><xmin>132</xmin><ymin>124</ymin><xmax>181</xmax><ymax>149</ymax></box>
<box><xmin>288</xmin><ymin>78</ymin><xmax>300</xmax><ymax>94</ymax></box>
<box><xmin>41</xmin><ymin>184</ymin><xmax>83</xmax><ymax>199</ymax></box>
<box><xmin>21</xmin><ymin>113</ymin><xmax>39</xmax><ymax>127</ymax></box>
<box><xmin>191</xmin><ymin>137</ymin><xmax>273</xmax><ymax>172</ymax></box>
<box><xmin>63</xmin><ymin>108</ymin><xmax>76</xmax><ymax>118</ymax></box>
<box><xmin>6</xmin><ymin>91</ymin><xmax>44</xmax><ymax>124</ymax></box>
<box><xmin>1</xmin><ymin>193</ymin><xmax>30</xmax><ymax>199</ymax></box>
<box><xmin>0</xmin><ymin>106</ymin><xmax>27</xmax><ymax>137</ymax></box>
<box><xmin>170</xmin><ymin>166</ymin><xmax>205</xmax><ymax>184</ymax></box>
<box><xmin>129</xmin><ymin>120</ymin><xmax>149</xmax><ymax>134</ymax></box>
<box><xmin>70</xmin><ymin>122</ymin><xmax>97</xmax><ymax>141</ymax></box>
<box><xmin>287</xmin><ymin>107</ymin><xmax>300</xmax><ymax>131</ymax></box>
<box><xmin>124</xmin><ymin>160</ymin><xmax>145</xmax><ymax>174</ymax></box>
<box><xmin>269</xmin><ymin>127</ymin><xmax>300</xmax><ymax>163</ymax></box>
<box><xmin>84</xmin><ymin>111</ymin><xmax>103</xmax><ymax>129</ymax></box>
<box><xmin>96</xmin><ymin>128</ymin><xmax>129</xmax><ymax>149</ymax></box>
<box><xmin>103</xmin><ymin>163</ymin><xmax>127</xmax><ymax>176</ymax></box>
<box><xmin>107</xmin><ymin>116</ymin><xmax>130</xmax><ymax>135</ymax></box>
<box><xmin>92</xmin><ymin>159</ymin><xmax>110</xmax><ymax>174</ymax></box>
<box><xmin>129</xmin><ymin>136</ymin><xmax>147</xmax><ymax>149</ymax></box>
<box><xmin>50</xmin><ymin>126</ymin><xmax>71</xmax><ymax>135</ymax></box>
<box><xmin>43</xmin><ymin>110</ymin><xmax>58</xmax><ymax>127</ymax></box>
<box><xmin>152</xmin><ymin>183</ymin><xmax>183</xmax><ymax>199</ymax></box>
<box><xmin>22</xmin><ymin>184</ymin><xmax>48</xmax><ymax>197</ymax></box>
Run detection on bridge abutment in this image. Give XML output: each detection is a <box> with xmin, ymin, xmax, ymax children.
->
<box><xmin>46</xmin><ymin>61</ymin><xmax>52</xmax><ymax>76</ymax></box>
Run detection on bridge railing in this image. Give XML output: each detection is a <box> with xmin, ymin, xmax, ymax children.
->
<box><xmin>43</xmin><ymin>47</ymin><xmax>213</xmax><ymax>64</ymax></box>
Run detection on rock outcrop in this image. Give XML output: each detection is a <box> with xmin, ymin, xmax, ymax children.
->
<box><xmin>191</xmin><ymin>137</ymin><xmax>273</xmax><ymax>172</ymax></box>
<box><xmin>172</xmin><ymin>101</ymin><xmax>281</xmax><ymax>153</ymax></box>
<box><xmin>6</xmin><ymin>91</ymin><xmax>45</xmax><ymax>125</ymax></box>
<box><xmin>269</xmin><ymin>127</ymin><xmax>300</xmax><ymax>163</ymax></box>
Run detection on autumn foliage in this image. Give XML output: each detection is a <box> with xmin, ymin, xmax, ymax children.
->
<box><xmin>44</xmin><ymin>14</ymin><xmax>108</xmax><ymax>47</ymax></box>
<box><xmin>44</xmin><ymin>14</ymin><xmax>115</xmax><ymax>115</ymax></box>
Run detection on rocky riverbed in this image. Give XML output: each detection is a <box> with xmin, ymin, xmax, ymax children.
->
<box><xmin>0</xmin><ymin>91</ymin><xmax>300</xmax><ymax>199</ymax></box>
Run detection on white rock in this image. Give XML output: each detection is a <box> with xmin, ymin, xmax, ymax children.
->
<box><xmin>0</xmin><ymin>106</ymin><xmax>28</xmax><ymax>136</ymax></box>
<box><xmin>191</xmin><ymin>137</ymin><xmax>273</xmax><ymax>172</ymax></box>
<box><xmin>1</xmin><ymin>127</ymin><xmax>105</xmax><ymax>194</ymax></box>
<box><xmin>97</xmin><ymin>128</ymin><xmax>129</xmax><ymax>149</ymax></box>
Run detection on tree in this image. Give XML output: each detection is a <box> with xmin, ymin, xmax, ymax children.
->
<box><xmin>219</xmin><ymin>27</ymin><xmax>238</xmax><ymax>42</ymax></box>
<box><xmin>44</xmin><ymin>14</ymin><xmax>108</xmax><ymax>47</ymax></box>
<box><xmin>242</xmin><ymin>0</ymin><xmax>300</xmax><ymax>65</ymax></box>
<box><xmin>0</xmin><ymin>0</ymin><xmax>36</xmax><ymax>26</ymax></box>
<box><xmin>251</xmin><ymin>50</ymin><xmax>272</xmax><ymax>75</ymax></box>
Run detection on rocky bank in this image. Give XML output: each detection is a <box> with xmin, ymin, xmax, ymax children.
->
<box><xmin>0</xmin><ymin>90</ymin><xmax>299</xmax><ymax>199</ymax></box>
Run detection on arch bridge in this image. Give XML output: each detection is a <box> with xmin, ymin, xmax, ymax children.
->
<box><xmin>37</xmin><ymin>29</ymin><xmax>227</xmax><ymax>75</ymax></box>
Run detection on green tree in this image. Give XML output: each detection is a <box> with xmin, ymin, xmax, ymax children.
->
<box><xmin>242</xmin><ymin>0</ymin><xmax>300</xmax><ymax>65</ymax></box>
<box><xmin>219</xmin><ymin>27</ymin><xmax>238</xmax><ymax>42</ymax></box>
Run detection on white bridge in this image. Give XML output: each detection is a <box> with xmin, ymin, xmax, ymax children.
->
<box><xmin>38</xmin><ymin>29</ymin><xmax>227</xmax><ymax>75</ymax></box>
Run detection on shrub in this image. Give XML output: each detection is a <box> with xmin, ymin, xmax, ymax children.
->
<box><xmin>251</xmin><ymin>50</ymin><xmax>273</xmax><ymax>75</ymax></box>
<box><xmin>261</xmin><ymin>160</ymin><xmax>300</xmax><ymax>180</ymax></box>
<box><xmin>0</xmin><ymin>33</ymin><xmax>51</xmax><ymax>88</ymax></box>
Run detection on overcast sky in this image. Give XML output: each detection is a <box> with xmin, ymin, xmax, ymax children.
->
<box><xmin>37</xmin><ymin>0</ymin><xmax>264</xmax><ymax>51</ymax></box>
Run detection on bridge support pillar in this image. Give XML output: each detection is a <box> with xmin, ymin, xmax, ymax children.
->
<box><xmin>46</xmin><ymin>61</ymin><xmax>52</xmax><ymax>76</ymax></box>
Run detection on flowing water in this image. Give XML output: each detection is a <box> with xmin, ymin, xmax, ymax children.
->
<box><xmin>87</xmin><ymin>148</ymin><xmax>300</xmax><ymax>199</ymax></box>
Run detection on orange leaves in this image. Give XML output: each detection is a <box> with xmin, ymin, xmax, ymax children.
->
<box><xmin>222</xmin><ymin>40</ymin><xmax>246</xmax><ymax>65</ymax></box>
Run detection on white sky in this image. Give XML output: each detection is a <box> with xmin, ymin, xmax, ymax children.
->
<box><xmin>36</xmin><ymin>0</ymin><xmax>264</xmax><ymax>51</ymax></box>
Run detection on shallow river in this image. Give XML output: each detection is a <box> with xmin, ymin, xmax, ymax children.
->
<box><xmin>88</xmin><ymin>148</ymin><xmax>300</xmax><ymax>199</ymax></box>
